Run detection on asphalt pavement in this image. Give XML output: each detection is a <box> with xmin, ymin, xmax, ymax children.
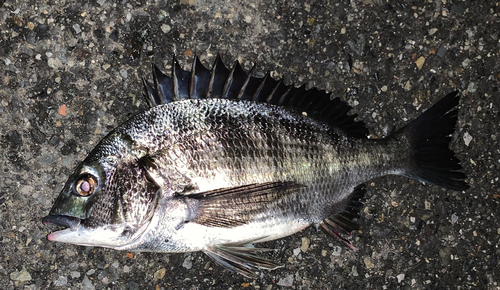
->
<box><xmin>1</xmin><ymin>0</ymin><xmax>499</xmax><ymax>289</ymax></box>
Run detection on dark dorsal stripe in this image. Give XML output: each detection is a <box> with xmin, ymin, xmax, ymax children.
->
<box><xmin>143</xmin><ymin>55</ymin><xmax>369</xmax><ymax>138</ymax></box>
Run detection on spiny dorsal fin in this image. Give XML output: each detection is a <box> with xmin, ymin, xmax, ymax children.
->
<box><xmin>143</xmin><ymin>55</ymin><xmax>368</xmax><ymax>138</ymax></box>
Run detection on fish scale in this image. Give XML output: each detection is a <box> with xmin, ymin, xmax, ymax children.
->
<box><xmin>43</xmin><ymin>55</ymin><xmax>468</xmax><ymax>277</ymax></box>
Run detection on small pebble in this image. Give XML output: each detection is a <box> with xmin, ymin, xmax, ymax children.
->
<box><xmin>154</xmin><ymin>268</ymin><xmax>166</xmax><ymax>280</ymax></box>
<box><xmin>182</xmin><ymin>256</ymin><xmax>192</xmax><ymax>269</ymax></box>
<box><xmin>415</xmin><ymin>56</ymin><xmax>425</xmax><ymax>70</ymax></box>
<box><xmin>161</xmin><ymin>24</ymin><xmax>171</xmax><ymax>33</ymax></box>
<box><xmin>82</xmin><ymin>276</ymin><xmax>94</xmax><ymax>290</ymax></box>
<box><xmin>54</xmin><ymin>276</ymin><xmax>68</xmax><ymax>286</ymax></box>
<box><xmin>277</xmin><ymin>274</ymin><xmax>294</xmax><ymax>287</ymax></box>
<box><xmin>10</xmin><ymin>268</ymin><xmax>32</xmax><ymax>282</ymax></box>
<box><xmin>462</xmin><ymin>58</ymin><xmax>470</xmax><ymax>68</ymax></box>
<box><xmin>463</xmin><ymin>132</ymin><xmax>473</xmax><ymax>146</ymax></box>
<box><xmin>437</xmin><ymin>46</ymin><xmax>447</xmax><ymax>58</ymax></box>
<box><xmin>351</xmin><ymin>266</ymin><xmax>359</xmax><ymax>276</ymax></box>
<box><xmin>120</xmin><ymin>69</ymin><xmax>128</xmax><ymax>79</ymax></box>
<box><xmin>300</xmin><ymin>237</ymin><xmax>310</xmax><ymax>252</ymax></box>
<box><xmin>467</xmin><ymin>82</ymin><xmax>477</xmax><ymax>93</ymax></box>
<box><xmin>331</xmin><ymin>246</ymin><xmax>342</xmax><ymax>256</ymax></box>
<box><xmin>363</xmin><ymin>257</ymin><xmax>374</xmax><ymax>269</ymax></box>
<box><xmin>73</xmin><ymin>24</ymin><xmax>82</xmax><ymax>34</ymax></box>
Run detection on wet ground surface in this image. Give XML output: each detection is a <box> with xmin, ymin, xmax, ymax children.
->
<box><xmin>1</xmin><ymin>0</ymin><xmax>499</xmax><ymax>289</ymax></box>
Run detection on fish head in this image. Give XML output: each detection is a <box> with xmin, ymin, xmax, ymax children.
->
<box><xmin>43</xmin><ymin>131</ymin><xmax>161</xmax><ymax>249</ymax></box>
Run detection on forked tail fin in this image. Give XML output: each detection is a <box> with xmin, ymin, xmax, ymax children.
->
<box><xmin>401</xmin><ymin>91</ymin><xmax>469</xmax><ymax>191</ymax></box>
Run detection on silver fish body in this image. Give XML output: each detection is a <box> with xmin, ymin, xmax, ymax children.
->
<box><xmin>43</xmin><ymin>56</ymin><xmax>468</xmax><ymax>276</ymax></box>
<box><xmin>103</xmin><ymin>99</ymin><xmax>402</xmax><ymax>251</ymax></box>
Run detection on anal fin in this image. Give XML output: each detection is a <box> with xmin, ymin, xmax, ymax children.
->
<box><xmin>320</xmin><ymin>185</ymin><xmax>366</xmax><ymax>250</ymax></box>
<box><xmin>204</xmin><ymin>242</ymin><xmax>283</xmax><ymax>277</ymax></box>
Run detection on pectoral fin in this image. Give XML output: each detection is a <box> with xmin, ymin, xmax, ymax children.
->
<box><xmin>204</xmin><ymin>243</ymin><xmax>283</xmax><ymax>277</ymax></box>
<box><xmin>189</xmin><ymin>181</ymin><xmax>305</xmax><ymax>228</ymax></box>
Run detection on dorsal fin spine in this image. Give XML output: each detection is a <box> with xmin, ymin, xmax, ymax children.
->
<box><xmin>252</xmin><ymin>72</ymin><xmax>270</xmax><ymax>102</ymax></box>
<box><xmin>142</xmin><ymin>77</ymin><xmax>158</xmax><ymax>107</ymax></box>
<box><xmin>222</xmin><ymin>61</ymin><xmax>246</xmax><ymax>99</ymax></box>
<box><xmin>144</xmin><ymin>55</ymin><xmax>369</xmax><ymax>138</ymax></box>
<box><xmin>172</xmin><ymin>58</ymin><xmax>191</xmax><ymax>101</ymax></box>
<box><xmin>189</xmin><ymin>56</ymin><xmax>198</xmax><ymax>99</ymax></box>
<box><xmin>153</xmin><ymin>63</ymin><xmax>173</xmax><ymax>104</ymax></box>
<box><xmin>277</xmin><ymin>85</ymin><xmax>293</xmax><ymax>106</ymax></box>
<box><xmin>190</xmin><ymin>56</ymin><xmax>211</xmax><ymax>99</ymax></box>
<box><xmin>207</xmin><ymin>55</ymin><xmax>229</xmax><ymax>98</ymax></box>
<box><xmin>236</xmin><ymin>64</ymin><xmax>256</xmax><ymax>100</ymax></box>
<box><xmin>172</xmin><ymin>57</ymin><xmax>180</xmax><ymax>101</ymax></box>
<box><xmin>265</xmin><ymin>79</ymin><xmax>284</xmax><ymax>104</ymax></box>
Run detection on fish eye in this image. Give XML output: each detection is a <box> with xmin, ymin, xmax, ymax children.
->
<box><xmin>75</xmin><ymin>174</ymin><xmax>98</xmax><ymax>197</ymax></box>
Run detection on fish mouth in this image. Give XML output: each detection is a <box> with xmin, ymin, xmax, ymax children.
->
<box><xmin>42</xmin><ymin>214</ymin><xmax>149</xmax><ymax>248</ymax></box>
<box><xmin>42</xmin><ymin>215</ymin><xmax>82</xmax><ymax>241</ymax></box>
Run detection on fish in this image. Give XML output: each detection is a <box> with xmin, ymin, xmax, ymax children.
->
<box><xmin>42</xmin><ymin>55</ymin><xmax>469</xmax><ymax>277</ymax></box>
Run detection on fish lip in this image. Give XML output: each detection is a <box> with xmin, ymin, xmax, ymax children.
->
<box><xmin>42</xmin><ymin>215</ymin><xmax>81</xmax><ymax>230</ymax></box>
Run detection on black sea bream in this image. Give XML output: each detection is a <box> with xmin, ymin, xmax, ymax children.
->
<box><xmin>43</xmin><ymin>56</ymin><xmax>468</xmax><ymax>277</ymax></box>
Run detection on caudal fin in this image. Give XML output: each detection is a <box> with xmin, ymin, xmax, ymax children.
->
<box><xmin>402</xmin><ymin>91</ymin><xmax>469</xmax><ymax>191</ymax></box>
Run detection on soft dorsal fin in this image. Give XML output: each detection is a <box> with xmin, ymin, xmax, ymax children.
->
<box><xmin>143</xmin><ymin>55</ymin><xmax>368</xmax><ymax>138</ymax></box>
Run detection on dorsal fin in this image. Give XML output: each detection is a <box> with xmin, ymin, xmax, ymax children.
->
<box><xmin>235</xmin><ymin>64</ymin><xmax>256</xmax><ymax>100</ymax></box>
<box><xmin>190</xmin><ymin>56</ymin><xmax>211</xmax><ymax>99</ymax></box>
<box><xmin>153</xmin><ymin>64</ymin><xmax>174</xmax><ymax>104</ymax></box>
<box><xmin>172</xmin><ymin>58</ymin><xmax>191</xmax><ymax>100</ymax></box>
<box><xmin>207</xmin><ymin>55</ymin><xmax>229</xmax><ymax>98</ymax></box>
<box><xmin>143</xmin><ymin>55</ymin><xmax>368</xmax><ymax>138</ymax></box>
<box><xmin>222</xmin><ymin>61</ymin><xmax>248</xmax><ymax>99</ymax></box>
